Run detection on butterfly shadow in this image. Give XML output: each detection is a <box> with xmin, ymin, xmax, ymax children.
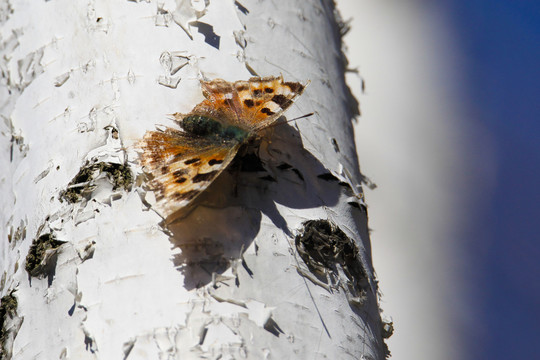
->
<box><xmin>167</xmin><ymin>120</ymin><xmax>346</xmax><ymax>289</ymax></box>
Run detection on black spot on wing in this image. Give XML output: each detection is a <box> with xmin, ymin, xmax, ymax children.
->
<box><xmin>272</xmin><ymin>94</ymin><xmax>292</xmax><ymax>108</ymax></box>
<box><xmin>284</xmin><ymin>82</ymin><xmax>304</xmax><ymax>93</ymax></box>
<box><xmin>192</xmin><ymin>170</ymin><xmax>219</xmax><ymax>183</ymax></box>
<box><xmin>208</xmin><ymin>159</ymin><xmax>224</xmax><ymax>166</ymax></box>
<box><xmin>260</xmin><ymin>108</ymin><xmax>275</xmax><ymax>115</ymax></box>
<box><xmin>184</xmin><ymin>158</ymin><xmax>200</xmax><ymax>165</ymax></box>
<box><xmin>244</xmin><ymin>99</ymin><xmax>254</xmax><ymax>108</ymax></box>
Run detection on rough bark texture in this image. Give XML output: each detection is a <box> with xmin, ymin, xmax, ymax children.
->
<box><xmin>0</xmin><ymin>0</ymin><xmax>386</xmax><ymax>358</ymax></box>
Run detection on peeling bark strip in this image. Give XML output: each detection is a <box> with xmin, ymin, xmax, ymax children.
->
<box><xmin>60</xmin><ymin>162</ymin><xmax>133</xmax><ymax>203</ymax></box>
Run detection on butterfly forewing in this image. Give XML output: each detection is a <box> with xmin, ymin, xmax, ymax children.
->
<box><xmin>199</xmin><ymin>76</ymin><xmax>306</xmax><ymax>131</ymax></box>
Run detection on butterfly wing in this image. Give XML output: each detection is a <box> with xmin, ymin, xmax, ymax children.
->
<box><xmin>138</xmin><ymin>127</ymin><xmax>241</xmax><ymax>218</ymax></box>
<box><xmin>193</xmin><ymin>76</ymin><xmax>306</xmax><ymax>131</ymax></box>
<box><xmin>138</xmin><ymin>76</ymin><xmax>306</xmax><ymax>218</ymax></box>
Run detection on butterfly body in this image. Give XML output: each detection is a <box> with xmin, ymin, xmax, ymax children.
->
<box><xmin>139</xmin><ymin>76</ymin><xmax>306</xmax><ymax>219</ymax></box>
<box><xmin>181</xmin><ymin>115</ymin><xmax>249</xmax><ymax>143</ymax></box>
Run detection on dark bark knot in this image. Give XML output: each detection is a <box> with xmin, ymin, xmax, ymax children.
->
<box><xmin>295</xmin><ymin>219</ymin><xmax>367</xmax><ymax>291</ymax></box>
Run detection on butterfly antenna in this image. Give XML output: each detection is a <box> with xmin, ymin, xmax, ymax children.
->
<box><xmin>260</xmin><ymin>112</ymin><xmax>315</xmax><ymax>131</ymax></box>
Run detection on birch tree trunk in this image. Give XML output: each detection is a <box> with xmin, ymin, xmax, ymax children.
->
<box><xmin>0</xmin><ymin>0</ymin><xmax>388</xmax><ymax>358</ymax></box>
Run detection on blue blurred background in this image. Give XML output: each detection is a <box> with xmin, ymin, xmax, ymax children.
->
<box><xmin>339</xmin><ymin>0</ymin><xmax>539</xmax><ymax>359</ymax></box>
<box><xmin>448</xmin><ymin>1</ymin><xmax>540</xmax><ymax>358</ymax></box>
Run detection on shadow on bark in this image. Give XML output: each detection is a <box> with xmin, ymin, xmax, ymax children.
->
<box><xmin>167</xmin><ymin>121</ymin><xmax>347</xmax><ymax>289</ymax></box>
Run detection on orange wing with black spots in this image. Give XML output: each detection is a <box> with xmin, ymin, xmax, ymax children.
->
<box><xmin>138</xmin><ymin>76</ymin><xmax>307</xmax><ymax>219</ymax></box>
<box><xmin>139</xmin><ymin>128</ymin><xmax>240</xmax><ymax>218</ymax></box>
<box><xmin>194</xmin><ymin>76</ymin><xmax>306</xmax><ymax>131</ymax></box>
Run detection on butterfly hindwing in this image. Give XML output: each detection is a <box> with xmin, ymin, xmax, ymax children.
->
<box><xmin>139</xmin><ymin>128</ymin><xmax>241</xmax><ymax>218</ymax></box>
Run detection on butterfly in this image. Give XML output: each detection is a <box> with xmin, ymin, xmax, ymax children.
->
<box><xmin>138</xmin><ymin>76</ymin><xmax>307</xmax><ymax>220</ymax></box>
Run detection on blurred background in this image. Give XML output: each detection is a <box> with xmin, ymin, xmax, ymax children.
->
<box><xmin>336</xmin><ymin>1</ymin><xmax>539</xmax><ymax>359</ymax></box>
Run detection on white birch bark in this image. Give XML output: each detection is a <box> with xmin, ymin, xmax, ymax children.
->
<box><xmin>0</xmin><ymin>0</ymin><xmax>387</xmax><ymax>359</ymax></box>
